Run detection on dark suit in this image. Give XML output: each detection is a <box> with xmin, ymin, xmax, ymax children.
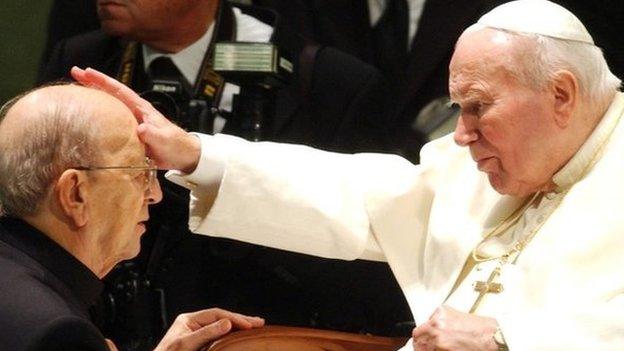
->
<box><xmin>256</xmin><ymin>0</ymin><xmax>503</xmax><ymax>160</ymax></box>
<box><xmin>0</xmin><ymin>217</ymin><xmax>107</xmax><ymax>351</ymax></box>
<box><xmin>39</xmin><ymin>0</ymin><xmax>99</xmax><ymax>78</ymax></box>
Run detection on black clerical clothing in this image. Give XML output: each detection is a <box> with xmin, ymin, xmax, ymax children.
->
<box><xmin>0</xmin><ymin>217</ymin><xmax>108</xmax><ymax>351</ymax></box>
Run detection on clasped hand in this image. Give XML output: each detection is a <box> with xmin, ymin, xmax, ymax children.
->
<box><xmin>412</xmin><ymin>306</ymin><xmax>499</xmax><ymax>351</ymax></box>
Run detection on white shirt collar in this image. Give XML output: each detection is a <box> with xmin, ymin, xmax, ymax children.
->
<box><xmin>142</xmin><ymin>22</ymin><xmax>215</xmax><ymax>86</ymax></box>
<box><xmin>367</xmin><ymin>0</ymin><xmax>426</xmax><ymax>49</ymax></box>
<box><xmin>552</xmin><ymin>92</ymin><xmax>624</xmax><ymax>190</ymax></box>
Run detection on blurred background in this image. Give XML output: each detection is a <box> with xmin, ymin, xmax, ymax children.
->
<box><xmin>1</xmin><ymin>1</ymin><xmax>621</xmax><ymax>106</ymax></box>
<box><xmin>0</xmin><ymin>1</ymin><xmax>52</xmax><ymax>105</ymax></box>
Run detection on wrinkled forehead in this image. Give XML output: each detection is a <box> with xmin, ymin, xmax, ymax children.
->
<box><xmin>1</xmin><ymin>85</ymin><xmax>146</xmax><ymax>164</ymax></box>
<box><xmin>47</xmin><ymin>85</ymin><xmax>144</xmax><ymax>163</ymax></box>
<box><xmin>91</xmin><ymin>94</ymin><xmax>145</xmax><ymax>164</ymax></box>
<box><xmin>449</xmin><ymin>28</ymin><xmax>534</xmax><ymax>96</ymax></box>
<box><xmin>451</xmin><ymin>28</ymin><xmax>519</xmax><ymax>72</ymax></box>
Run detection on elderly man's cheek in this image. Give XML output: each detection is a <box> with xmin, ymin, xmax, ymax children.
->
<box><xmin>477</xmin><ymin>157</ymin><xmax>499</xmax><ymax>172</ymax></box>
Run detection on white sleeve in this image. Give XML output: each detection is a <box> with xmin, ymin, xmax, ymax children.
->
<box><xmin>498</xmin><ymin>297</ymin><xmax>624</xmax><ymax>351</ymax></box>
<box><xmin>165</xmin><ymin>133</ymin><xmax>419</xmax><ymax>261</ymax></box>
<box><xmin>165</xmin><ymin>133</ymin><xmax>233</xmax><ymax>190</ymax></box>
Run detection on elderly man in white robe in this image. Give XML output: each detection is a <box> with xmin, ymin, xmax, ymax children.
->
<box><xmin>73</xmin><ymin>0</ymin><xmax>624</xmax><ymax>349</ymax></box>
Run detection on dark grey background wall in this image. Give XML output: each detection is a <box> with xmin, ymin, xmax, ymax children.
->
<box><xmin>0</xmin><ymin>1</ymin><xmax>53</xmax><ymax>105</ymax></box>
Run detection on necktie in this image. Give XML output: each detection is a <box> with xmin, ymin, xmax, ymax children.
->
<box><xmin>147</xmin><ymin>56</ymin><xmax>187</xmax><ymax>84</ymax></box>
<box><xmin>143</xmin><ymin>56</ymin><xmax>189</xmax><ymax>123</ymax></box>
<box><xmin>372</xmin><ymin>0</ymin><xmax>409</xmax><ymax>78</ymax></box>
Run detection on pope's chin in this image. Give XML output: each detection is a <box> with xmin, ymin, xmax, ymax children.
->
<box><xmin>487</xmin><ymin>173</ymin><xmax>532</xmax><ymax>197</ymax></box>
<box><xmin>486</xmin><ymin>173</ymin><xmax>507</xmax><ymax>194</ymax></box>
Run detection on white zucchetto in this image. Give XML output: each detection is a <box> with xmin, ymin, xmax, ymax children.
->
<box><xmin>477</xmin><ymin>0</ymin><xmax>594</xmax><ymax>45</ymax></box>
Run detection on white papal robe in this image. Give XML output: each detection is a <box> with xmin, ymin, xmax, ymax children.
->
<box><xmin>167</xmin><ymin>93</ymin><xmax>624</xmax><ymax>350</ymax></box>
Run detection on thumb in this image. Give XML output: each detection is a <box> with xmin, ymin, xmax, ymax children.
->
<box><xmin>183</xmin><ymin>319</ymin><xmax>232</xmax><ymax>350</ymax></box>
<box><xmin>105</xmin><ymin>338</ymin><xmax>119</xmax><ymax>351</ymax></box>
<box><xmin>136</xmin><ymin>123</ymin><xmax>163</xmax><ymax>165</ymax></box>
<box><xmin>137</xmin><ymin>122</ymin><xmax>159</xmax><ymax>144</ymax></box>
<box><xmin>136</xmin><ymin>105</ymin><xmax>172</xmax><ymax>127</ymax></box>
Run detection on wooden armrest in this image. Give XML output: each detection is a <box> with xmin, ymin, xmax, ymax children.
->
<box><xmin>208</xmin><ymin>325</ymin><xmax>408</xmax><ymax>351</ymax></box>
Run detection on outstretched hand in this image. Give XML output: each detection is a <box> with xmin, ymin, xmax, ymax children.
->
<box><xmin>70</xmin><ymin>66</ymin><xmax>201</xmax><ymax>173</ymax></box>
<box><xmin>154</xmin><ymin>308</ymin><xmax>265</xmax><ymax>351</ymax></box>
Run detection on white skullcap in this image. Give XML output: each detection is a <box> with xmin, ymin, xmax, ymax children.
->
<box><xmin>477</xmin><ymin>0</ymin><xmax>594</xmax><ymax>45</ymax></box>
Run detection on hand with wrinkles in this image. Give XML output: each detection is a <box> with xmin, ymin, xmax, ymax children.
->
<box><xmin>412</xmin><ymin>306</ymin><xmax>499</xmax><ymax>351</ymax></box>
<box><xmin>154</xmin><ymin>308</ymin><xmax>264</xmax><ymax>351</ymax></box>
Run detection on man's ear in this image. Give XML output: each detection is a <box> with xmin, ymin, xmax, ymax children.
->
<box><xmin>55</xmin><ymin>170</ymin><xmax>89</xmax><ymax>227</ymax></box>
<box><xmin>551</xmin><ymin>70</ymin><xmax>578</xmax><ymax>128</ymax></box>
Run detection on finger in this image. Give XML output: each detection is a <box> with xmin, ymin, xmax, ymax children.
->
<box><xmin>429</xmin><ymin>306</ymin><xmax>442</xmax><ymax>320</ymax></box>
<box><xmin>412</xmin><ymin>323</ymin><xmax>431</xmax><ymax>340</ymax></box>
<box><xmin>187</xmin><ymin>308</ymin><xmax>265</xmax><ymax>330</ymax></box>
<box><xmin>136</xmin><ymin>123</ymin><xmax>155</xmax><ymax>144</ymax></box>
<box><xmin>105</xmin><ymin>338</ymin><xmax>119</xmax><ymax>351</ymax></box>
<box><xmin>81</xmin><ymin>67</ymin><xmax>151</xmax><ymax>110</ymax></box>
<box><xmin>413</xmin><ymin>336</ymin><xmax>434</xmax><ymax>351</ymax></box>
<box><xmin>71</xmin><ymin>67</ymin><xmax>158</xmax><ymax>125</ymax></box>
<box><xmin>135</xmin><ymin>105</ymin><xmax>170</xmax><ymax>127</ymax></box>
<box><xmin>71</xmin><ymin>66</ymin><xmax>107</xmax><ymax>89</ymax></box>
<box><xmin>70</xmin><ymin>66</ymin><xmax>87</xmax><ymax>82</ymax></box>
<box><xmin>71</xmin><ymin>66</ymin><xmax>151</xmax><ymax>113</ymax></box>
<box><xmin>183</xmin><ymin>319</ymin><xmax>233</xmax><ymax>351</ymax></box>
<box><xmin>203</xmin><ymin>309</ymin><xmax>265</xmax><ymax>329</ymax></box>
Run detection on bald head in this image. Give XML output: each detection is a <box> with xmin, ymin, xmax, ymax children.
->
<box><xmin>0</xmin><ymin>84</ymin><xmax>139</xmax><ymax>217</ymax></box>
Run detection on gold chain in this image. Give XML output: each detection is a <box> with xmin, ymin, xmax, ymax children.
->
<box><xmin>471</xmin><ymin>96</ymin><xmax>623</xmax><ymax>266</ymax></box>
<box><xmin>463</xmin><ymin>97</ymin><xmax>624</xmax><ymax>313</ymax></box>
<box><xmin>470</xmin><ymin>191</ymin><xmax>542</xmax><ymax>263</ymax></box>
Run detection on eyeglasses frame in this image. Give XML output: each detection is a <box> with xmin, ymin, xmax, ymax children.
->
<box><xmin>71</xmin><ymin>157</ymin><xmax>157</xmax><ymax>195</ymax></box>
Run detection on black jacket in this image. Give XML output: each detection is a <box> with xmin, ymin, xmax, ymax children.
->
<box><xmin>0</xmin><ymin>217</ymin><xmax>107</xmax><ymax>351</ymax></box>
<box><xmin>255</xmin><ymin>0</ymin><xmax>503</xmax><ymax>160</ymax></box>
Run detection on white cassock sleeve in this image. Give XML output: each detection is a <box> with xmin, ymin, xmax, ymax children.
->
<box><xmin>166</xmin><ymin>133</ymin><xmax>428</xmax><ymax>262</ymax></box>
<box><xmin>497</xmin><ymin>299</ymin><xmax>624</xmax><ymax>351</ymax></box>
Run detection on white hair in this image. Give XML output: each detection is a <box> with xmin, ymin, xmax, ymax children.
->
<box><xmin>0</xmin><ymin>85</ymin><xmax>97</xmax><ymax>217</ymax></box>
<box><xmin>464</xmin><ymin>23</ymin><xmax>622</xmax><ymax>109</ymax></box>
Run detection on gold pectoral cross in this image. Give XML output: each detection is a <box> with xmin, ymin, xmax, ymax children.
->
<box><xmin>469</xmin><ymin>266</ymin><xmax>504</xmax><ymax>313</ymax></box>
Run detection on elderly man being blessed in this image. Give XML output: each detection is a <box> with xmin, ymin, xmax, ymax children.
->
<box><xmin>73</xmin><ymin>0</ymin><xmax>624</xmax><ymax>350</ymax></box>
<box><xmin>0</xmin><ymin>84</ymin><xmax>264</xmax><ymax>350</ymax></box>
